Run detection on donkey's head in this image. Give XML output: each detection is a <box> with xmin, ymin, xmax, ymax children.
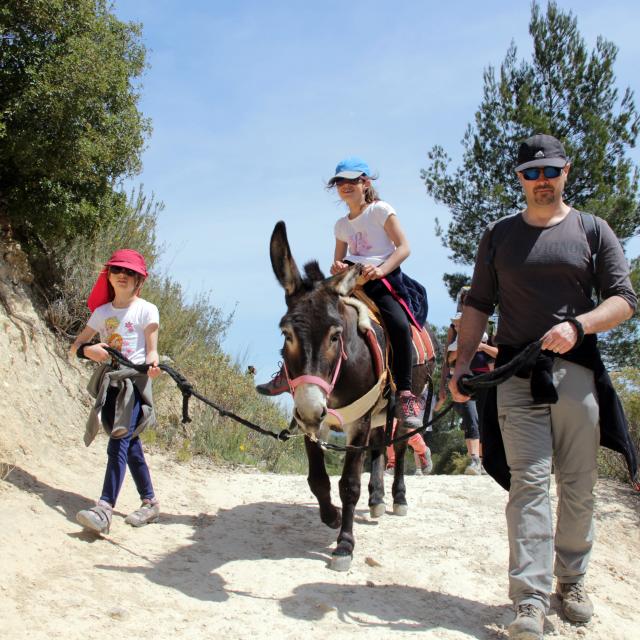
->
<box><xmin>270</xmin><ymin>221</ymin><xmax>360</xmax><ymax>436</ymax></box>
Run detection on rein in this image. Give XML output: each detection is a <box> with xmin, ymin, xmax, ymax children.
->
<box><xmin>309</xmin><ymin>339</ymin><xmax>544</xmax><ymax>453</ymax></box>
<box><xmin>76</xmin><ymin>338</ymin><xmax>543</xmax><ymax>453</ymax></box>
<box><xmin>76</xmin><ymin>344</ymin><xmax>297</xmax><ymax>442</ymax></box>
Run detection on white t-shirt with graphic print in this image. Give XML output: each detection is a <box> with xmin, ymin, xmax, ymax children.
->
<box><xmin>334</xmin><ymin>201</ymin><xmax>396</xmax><ymax>267</ymax></box>
<box><xmin>87</xmin><ymin>298</ymin><xmax>159</xmax><ymax>365</ymax></box>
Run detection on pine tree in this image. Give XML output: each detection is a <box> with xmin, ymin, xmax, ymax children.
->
<box><xmin>422</xmin><ymin>1</ymin><xmax>639</xmax><ymax>300</ymax></box>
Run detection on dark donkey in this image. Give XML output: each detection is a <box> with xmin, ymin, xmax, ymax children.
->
<box><xmin>270</xmin><ymin>221</ymin><xmax>437</xmax><ymax>571</ymax></box>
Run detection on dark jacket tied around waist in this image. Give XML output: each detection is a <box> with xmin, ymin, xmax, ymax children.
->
<box><xmin>482</xmin><ymin>334</ymin><xmax>638</xmax><ymax>491</ymax></box>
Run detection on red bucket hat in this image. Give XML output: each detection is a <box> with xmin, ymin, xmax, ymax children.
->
<box><xmin>87</xmin><ymin>249</ymin><xmax>148</xmax><ymax>312</ymax></box>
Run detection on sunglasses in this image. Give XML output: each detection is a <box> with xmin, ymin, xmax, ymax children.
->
<box><xmin>521</xmin><ymin>166</ymin><xmax>565</xmax><ymax>181</ymax></box>
<box><xmin>333</xmin><ymin>177</ymin><xmax>362</xmax><ymax>187</ymax></box>
<box><xmin>109</xmin><ymin>266</ymin><xmax>138</xmax><ymax>277</ymax></box>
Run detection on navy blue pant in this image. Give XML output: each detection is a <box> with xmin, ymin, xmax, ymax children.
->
<box><xmin>453</xmin><ymin>399</ymin><xmax>480</xmax><ymax>440</ymax></box>
<box><xmin>99</xmin><ymin>386</ymin><xmax>155</xmax><ymax>507</ymax></box>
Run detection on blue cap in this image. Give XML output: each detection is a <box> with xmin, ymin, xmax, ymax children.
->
<box><xmin>328</xmin><ymin>156</ymin><xmax>371</xmax><ymax>184</ymax></box>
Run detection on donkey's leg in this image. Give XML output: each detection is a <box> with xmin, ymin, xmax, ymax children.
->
<box><xmin>392</xmin><ymin>427</ymin><xmax>410</xmax><ymax>516</ymax></box>
<box><xmin>368</xmin><ymin>427</ymin><xmax>386</xmax><ymax>518</ymax></box>
<box><xmin>305</xmin><ymin>436</ymin><xmax>341</xmax><ymax>529</ymax></box>
<box><xmin>331</xmin><ymin>421</ymin><xmax>370</xmax><ymax>571</ymax></box>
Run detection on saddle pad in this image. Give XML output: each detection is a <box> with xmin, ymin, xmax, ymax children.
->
<box><xmin>352</xmin><ymin>287</ymin><xmax>435</xmax><ymax>366</ymax></box>
<box><xmin>411</xmin><ymin>324</ymin><xmax>435</xmax><ymax>365</ymax></box>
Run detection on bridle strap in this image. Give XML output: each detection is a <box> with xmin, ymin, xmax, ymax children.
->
<box><xmin>284</xmin><ymin>336</ymin><xmax>347</xmax><ymax>425</ymax></box>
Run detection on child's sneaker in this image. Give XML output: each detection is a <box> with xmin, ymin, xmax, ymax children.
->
<box><xmin>76</xmin><ymin>500</ymin><xmax>112</xmax><ymax>534</ymax></box>
<box><xmin>394</xmin><ymin>391</ymin><xmax>423</xmax><ymax>430</ymax></box>
<box><xmin>255</xmin><ymin>362</ymin><xmax>289</xmax><ymax>396</ymax></box>
<box><xmin>125</xmin><ymin>499</ymin><xmax>160</xmax><ymax>527</ymax></box>
<box><xmin>384</xmin><ymin>464</ymin><xmax>395</xmax><ymax>476</ymax></box>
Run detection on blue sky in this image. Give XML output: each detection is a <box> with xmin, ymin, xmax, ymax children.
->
<box><xmin>113</xmin><ymin>1</ymin><xmax>640</xmax><ymax>383</ymax></box>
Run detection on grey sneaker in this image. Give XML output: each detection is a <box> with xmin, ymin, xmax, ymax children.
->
<box><xmin>76</xmin><ymin>501</ymin><xmax>112</xmax><ymax>534</ymax></box>
<box><xmin>556</xmin><ymin>581</ymin><xmax>593</xmax><ymax>623</ymax></box>
<box><xmin>465</xmin><ymin>457</ymin><xmax>482</xmax><ymax>476</ymax></box>
<box><xmin>508</xmin><ymin>603</ymin><xmax>544</xmax><ymax>640</ymax></box>
<box><xmin>394</xmin><ymin>391</ymin><xmax>423</xmax><ymax>430</ymax></box>
<box><xmin>124</xmin><ymin>499</ymin><xmax>160</xmax><ymax>527</ymax></box>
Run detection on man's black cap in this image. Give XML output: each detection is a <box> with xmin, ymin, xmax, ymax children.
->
<box><xmin>515</xmin><ymin>134</ymin><xmax>568</xmax><ymax>172</ymax></box>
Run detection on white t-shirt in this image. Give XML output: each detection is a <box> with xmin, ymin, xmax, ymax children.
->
<box><xmin>87</xmin><ymin>298</ymin><xmax>159</xmax><ymax>365</ymax></box>
<box><xmin>334</xmin><ymin>201</ymin><xmax>396</xmax><ymax>267</ymax></box>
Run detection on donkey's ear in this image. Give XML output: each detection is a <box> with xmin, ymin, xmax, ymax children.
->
<box><xmin>327</xmin><ymin>264</ymin><xmax>361</xmax><ymax>297</ymax></box>
<box><xmin>270</xmin><ymin>221</ymin><xmax>303</xmax><ymax>297</ymax></box>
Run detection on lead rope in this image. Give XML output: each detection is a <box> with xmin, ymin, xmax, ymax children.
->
<box><xmin>76</xmin><ymin>338</ymin><xmax>542</xmax><ymax>452</ymax></box>
<box><xmin>77</xmin><ymin>344</ymin><xmax>296</xmax><ymax>442</ymax></box>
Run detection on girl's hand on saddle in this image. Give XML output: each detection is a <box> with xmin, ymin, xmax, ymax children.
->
<box><xmin>147</xmin><ymin>360</ymin><xmax>162</xmax><ymax>379</ymax></box>
<box><xmin>84</xmin><ymin>343</ymin><xmax>110</xmax><ymax>363</ymax></box>
<box><xmin>361</xmin><ymin>264</ymin><xmax>384</xmax><ymax>281</ymax></box>
<box><xmin>330</xmin><ymin>261</ymin><xmax>349</xmax><ymax>275</ymax></box>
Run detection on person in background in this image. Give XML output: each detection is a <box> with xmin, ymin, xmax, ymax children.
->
<box><xmin>438</xmin><ymin>307</ymin><xmax>497</xmax><ymax>475</ymax></box>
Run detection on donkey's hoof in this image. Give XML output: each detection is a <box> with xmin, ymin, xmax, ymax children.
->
<box><xmin>393</xmin><ymin>503</ymin><xmax>408</xmax><ymax>516</ymax></box>
<box><xmin>330</xmin><ymin>553</ymin><xmax>353</xmax><ymax>572</ymax></box>
<box><xmin>369</xmin><ymin>503</ymin><xmax>386</xmax><ymax>518</ymax></box>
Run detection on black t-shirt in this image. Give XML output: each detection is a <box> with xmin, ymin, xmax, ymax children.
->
<box><xmin>466</xmin><ymin>209</ymin><xmax>637</xmax><ymax>346</ymax></box>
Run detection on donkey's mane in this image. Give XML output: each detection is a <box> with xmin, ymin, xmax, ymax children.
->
<box><xmin>303</xmin><ymin>260</ymin><xmax>326</xmax><ymax>285</ymax></box>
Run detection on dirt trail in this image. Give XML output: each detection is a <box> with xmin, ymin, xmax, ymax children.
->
<box><xmin>1</xmin><ymin>254</ymin><xmax>639</xmax><ymax>640</ymax></box>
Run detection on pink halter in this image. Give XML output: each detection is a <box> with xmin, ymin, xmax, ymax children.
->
<box><xmin>284</xmin><ymin>336</ymin><xmax>348</xmax><ymax>426</ymax></box>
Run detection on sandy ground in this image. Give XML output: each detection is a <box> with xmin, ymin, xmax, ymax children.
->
<box><xmin>1</xmin><ymin>256</ymin><xmax>639</xmax><ymax>640</ymax></box>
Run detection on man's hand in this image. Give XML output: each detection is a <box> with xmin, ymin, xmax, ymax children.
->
<box><xmin>449</xmin><ymin>368</ymin><xmax>472</xmax><ymax>403</ymax></box>
<box><xmin>541</xmin><ymin>321</ymin><xmax>578</xmax><ymax>354</ymax></box>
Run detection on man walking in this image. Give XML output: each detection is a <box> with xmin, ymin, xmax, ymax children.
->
<box><xmin>449</xmin><ymin>134</ymin><xmax>637</xmax><ymax>639</ymax></box>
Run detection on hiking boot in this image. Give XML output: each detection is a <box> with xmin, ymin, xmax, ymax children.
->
<box><xmin>465</xmin><ymin>457</ymin><xmax>482</xmax><ymax>476</ymax></box>
<box><xmin>255</xmin><ymin>362</ymin><xmax>289</xmax><ymax>396</ymax></box>
<box><xmin>419</xmin><ymin>448</ymin><xmax>433</xmax><ymax>475</ymax></box>
<box><xmin>76</xmin><ymin>500</ymin><xmax>112</xmax><ymax>534</ymax></box>
<box><xmin>556</xmin><ymin>581</ymin><xmax>593</xmax><ymax>623</ymax></box>
<box><xmin>124</xmin><ymin>499</ymin><xmax>160</xmax><ymax>527</ymax></box>
<box><xmin>508</xmin><ymin>603</ymin><xmax>545</xmax><ymax>640</ymax></box>
<box><xmin>394</xmin><ymin>391</ymin><xmax>423</xmax><ymax>430</ymax></box>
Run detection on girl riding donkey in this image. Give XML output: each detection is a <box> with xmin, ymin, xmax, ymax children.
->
<box><xmin>257</xmin><ymin>156</ymin><xmax>428</xmax><ymax>431</ymax></box>
<box><xmin>70</xmin><ymin>249</ymin><xmax>161</xmax><ymax>534</ymax></box>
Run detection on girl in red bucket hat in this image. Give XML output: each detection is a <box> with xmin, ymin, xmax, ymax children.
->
<box><xmin>69</xmin><ymin>249</ymin><xmax>162</xmax><ymax>534</ymax></box>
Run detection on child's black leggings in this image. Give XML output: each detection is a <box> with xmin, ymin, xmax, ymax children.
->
<box><xmin>362</xmin><ymin>278</ymin><xmax>412</xmax><ymax>391</ymax></box>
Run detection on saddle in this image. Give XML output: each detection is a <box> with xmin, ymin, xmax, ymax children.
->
<box><xmin>324</xmin><ymin>290</ymin><xmax>435</xmax><ymax>429</ymax></box>
<box><xmin>351</xmin><ymin>287</ymin><xmax>436</xmax><ymax>374</ymax></box>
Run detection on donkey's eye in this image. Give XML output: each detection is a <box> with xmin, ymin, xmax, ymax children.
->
<box><xmin>329</xmin><ymin>330</ymin><xmax>342</xmax><ymax>343</ymax></box>
<box><xmin>282</xmin><ymin>329</ymin><xmax>293</xmax><ymax>343</ymax></box>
